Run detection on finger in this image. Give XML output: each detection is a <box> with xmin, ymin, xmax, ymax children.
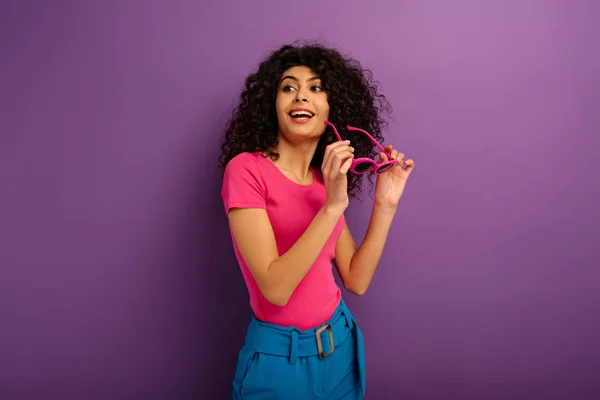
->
<box><xmin>404</xmin><ymin>159</ymin><xmax>415</xmax><ymax>173</ymax></box>
<box><xmin>322</xmin><ymin>142</ymin><xmax>337</xmax><ymax>172</ymax></box>
<box><xmin>339</xmin><ymin>157</ymin><xmax>353</xmax><ymax>175</ymax></box>
<box><xmin>390</xmin><ymin>149</ymin><xmax>399</xmax><ymax>161</ymax></box>
<box><xmin>329</xmin><ymin>150</ymin><xmax>354</xmax><ymax>175</ymax></box>
<box><xmin>323</xmin><ymin>140</ymin><xmax>351</xmax><ymax>170</ymax></box>
<box><xmin>329</xmin><ymin>145</ymin><xmax>354</xmax><ymax>161</ymax></box>
<box><xmin>324</xmin><ymin>144</ymin><xmax>353</xmax><ymax>175</ymax></box>
<box><xmin>328</xmin><ymin>140</ymin><xmax>353</xmax><ymax>151</ymax></box>
<box><xmin>323</xmin><ymin>141</ymin><xmax>347</xmax><ymax>168</ymax></box>
<box><xmin>379</xmin><ymin>145</ymin><xmax>392</xmax><ymax>162</ymax></box>
<box><xmin>327</xmin><ymin>145</ymin><xmax>354</xmax><ymax>163</ymax></box>
<box><xmin>396</xmin><ymin>152</ymin><xmax>405</xmax><ymax>164</ymax></box>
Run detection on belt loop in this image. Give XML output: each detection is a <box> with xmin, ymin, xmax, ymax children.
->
<box><xmin>341</xmin><ymin>303</ymin><xmax>354</xmax><ymax>330</ymax></box>
<box><xmin>289</xmin><ymin>331</ymin><xmax>298</xmax><ymax>364</ymax></box>
<box><xmin>344</xmin><ymin>312</ymin><xmax>353</xmax><ymax>330</ymax></box>
<box><xmin>248</xmin><ymin>313</ymin><xmax>259</xmax><ymax>351</ymax></box>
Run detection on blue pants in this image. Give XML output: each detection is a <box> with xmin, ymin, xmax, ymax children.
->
<box><xmin>231</xmin><ymin>299</ymin><xmax>366</xmax><ymax>399</ymax></box>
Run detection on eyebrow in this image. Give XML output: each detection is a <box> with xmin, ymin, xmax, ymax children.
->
<box><xmin>280</xmin><ymin>75</ymin><xmax>322</xmax><ymax>83</ymax></box>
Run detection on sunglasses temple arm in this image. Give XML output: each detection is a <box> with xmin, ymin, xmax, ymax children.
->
<box><xmin>347</xmin><ymin>126</ymin><xmax>391</xmax><ymax>156</ymax></box>
<box><xmin>323</xmin><ymin>121</ymin><xmax>344</xmax><ymax>142</ymax></box>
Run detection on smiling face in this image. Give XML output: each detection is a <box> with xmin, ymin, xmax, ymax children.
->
<box><xmin>275</xmin><ymin>66</ymin><xmax>330</xmax><ymax>142</ymax></box>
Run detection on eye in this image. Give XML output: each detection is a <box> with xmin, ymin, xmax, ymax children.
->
<box><xmin>311</xmin><ymin>85</ymin><xmax>323</xmax><ymax>92</ymax></box>
<box><xmin>282</xmin><ymin>85</ymin><xmax>296</xmax><ymax>92</ymax></box>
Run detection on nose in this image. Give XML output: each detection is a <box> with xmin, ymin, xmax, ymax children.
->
<box><xmin>294</xmin><ymin>86</ymin><xmax>310</xmax><ymax>103</ymax></box>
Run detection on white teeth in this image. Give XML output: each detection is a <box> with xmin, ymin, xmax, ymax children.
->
<box><xmin>290</xmin><ymin>111</ymin><xmax>314</xmax><ymax>118</ymax></box>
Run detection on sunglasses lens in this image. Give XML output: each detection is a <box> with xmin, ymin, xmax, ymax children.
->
<box><xmin>354</xmin><ymin>162</ymin><xmax>373</xmax><ymax>173</ymax></box>
<box><xmin>376</xmin><ymin>163</ymin><xmax>394</xmax><ymax>173</ymax></box>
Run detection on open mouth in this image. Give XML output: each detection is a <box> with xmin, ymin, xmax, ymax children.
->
<box><xmin>289</xmin><ymin>109</ymin><xmax>315</xmax><ymax>123</ymax></box>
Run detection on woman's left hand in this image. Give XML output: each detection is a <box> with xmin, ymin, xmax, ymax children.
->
<box><xmin>374</xmin><ymin>145</ymin><xmax>415</xmax><ymax>209</ymax></box>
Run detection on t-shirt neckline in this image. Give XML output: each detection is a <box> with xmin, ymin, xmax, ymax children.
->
<box><xmin>256</xmin><ymin>152</ymin><xmax>317</xmax><ymax>188</ymax></box>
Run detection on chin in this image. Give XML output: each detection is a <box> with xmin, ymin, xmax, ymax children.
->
<box><xmin>287</xmin><ymin>126</ymin><xmax>323</xmax><ymax>140</ymax></box>
<box><xmin>294</xmin><ymin>118</ymin><xmax>326</xmax><ymax>132</ymax></box>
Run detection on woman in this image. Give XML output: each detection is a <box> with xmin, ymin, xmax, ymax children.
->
<box><xmin>219</xmin><ymin>42</ymin><xmax>414</xmax><ymax>399</ymax></box>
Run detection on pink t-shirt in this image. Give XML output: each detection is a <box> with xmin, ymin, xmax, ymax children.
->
<box><xmin>221</xmin><ymin>151</ymin><xmax>344</xmax><ymax>330</ymax></box>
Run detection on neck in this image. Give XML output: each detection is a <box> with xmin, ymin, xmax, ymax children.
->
<box><xmin>271</xmin><ymin>134</ymin><xmax>320</xmax><ymax>181</ymax></box>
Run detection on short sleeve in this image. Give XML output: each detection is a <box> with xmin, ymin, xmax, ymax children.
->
<box><xmin>221</xmin><ymin>153</ymin><xmax>267</xmax><ymax>215</ymax></box>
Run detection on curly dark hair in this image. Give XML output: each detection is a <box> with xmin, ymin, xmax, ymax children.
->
<box><xmin>218</xmin><ymin>41</ymin><xmax>392</xmax><ymax>197</ymax></box>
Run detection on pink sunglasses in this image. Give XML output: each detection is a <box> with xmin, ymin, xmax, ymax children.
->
<box><xmin>324</xmin><ymin>120</ymin><xmax>398</xmax><ymax>174</ymax></box>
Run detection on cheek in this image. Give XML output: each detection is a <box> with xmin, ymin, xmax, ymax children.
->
<box><xmin>275</xmin><ymin>94</ymin><xmax>290</xmax><ymax>114</ymax></box>
<box><xmin>275</xmin><ymin>101</ymin><xmax>286</xmax><ymax>120</ymax></box>
<box><xmin>319</xmin><ymin>99</ymin><xmax>330</xmax><ymax>118</ymax></box>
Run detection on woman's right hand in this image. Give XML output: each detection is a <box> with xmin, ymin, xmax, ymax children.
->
<box><xmin>321</xmin><ymin>140</ymin><xmax>354</xmax><ymax>213</ymax></box>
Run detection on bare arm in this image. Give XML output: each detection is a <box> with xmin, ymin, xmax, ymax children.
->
<box><xmin>334</xmin><ymin>144</ymin><xmax>414</xmax><ymax>295</ymax></box>
<box><xmin>228</xmin><ymin>205</ymin><xmax>343</xmax><ymax>306</ymax></box>
<box><xmin>334</xmin><ymin>203</ymin><xmax>397</xmax><ymax>295</ymax></box>
<box><xmin>227</xmin><ymin>140</ymin><xmax>355</xmax><ymax>306</ymax></box>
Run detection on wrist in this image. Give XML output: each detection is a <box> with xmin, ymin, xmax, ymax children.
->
<box><xmin>373</xmin><ymin>201</ymin><xmax>398</xmax><ymax>215</ymax></box>
<box><xmin>322</xmin><ymin>203</ymin><xmax>346</xmax><ymax>217</ymax></box>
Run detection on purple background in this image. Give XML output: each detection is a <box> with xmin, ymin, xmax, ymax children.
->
<box><xmin>1</xmin><ymin>0</ymin><xmax>598</xmax><ymax>399</ymax></box>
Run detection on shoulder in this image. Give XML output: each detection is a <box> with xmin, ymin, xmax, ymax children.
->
<box><xmin>223</xmin><ymin>152</ymin><xmax>267</xmax><ymax>179</ymax></box>
<box><xmin>221</xmin><ymin>152</ymin><xmax>268</xmax><ymax>213</ymax></box>
<box><xmin>222</xmin><ymin>152</ymin><xmax>268</xmax><ymax>190</ymax></box>
<box><xmin>225</xmin><ymin>152</ymin><xmax>262</xmax><ymax>172</ymax></box>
